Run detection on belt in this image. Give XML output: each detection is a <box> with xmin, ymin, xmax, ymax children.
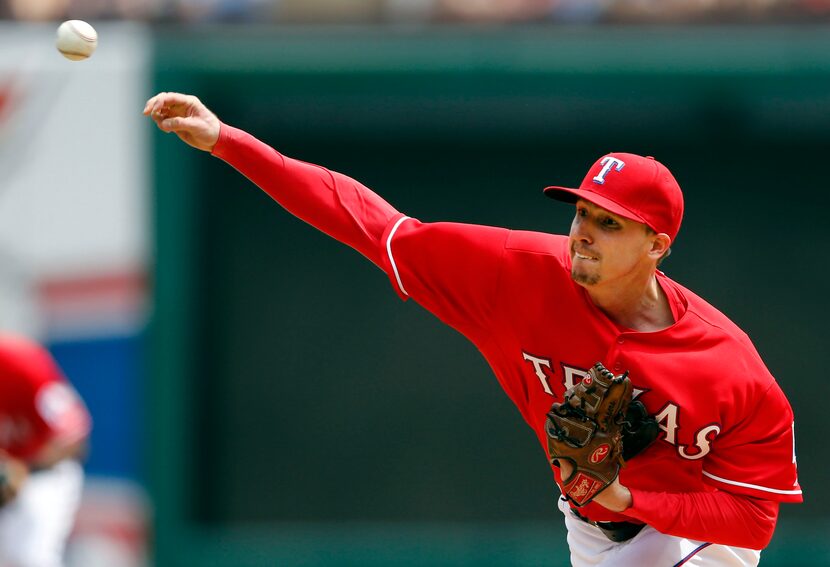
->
<box><xmin>570</xmin><ymin>507</ymin><xmax>645</xmax><ymax>543</ymax></box>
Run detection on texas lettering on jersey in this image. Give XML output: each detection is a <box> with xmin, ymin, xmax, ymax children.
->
<box><xmin>523</xmin><ymin>353</ymin><xmax>719</xmax><ymax>461</ymax></box>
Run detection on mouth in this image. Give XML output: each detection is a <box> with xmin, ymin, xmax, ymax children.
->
<box><xmin>574</xmin><ymin>251</ymin><xmax>598</xmax><ymax>261</ymax></box>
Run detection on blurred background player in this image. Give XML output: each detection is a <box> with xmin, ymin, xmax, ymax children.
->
<box><xmin>0</xmin><ymin>334</ymin><xmax>91</xmax><ymax>567</ymax></box>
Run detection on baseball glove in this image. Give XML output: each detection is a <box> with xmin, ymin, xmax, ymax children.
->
<box><xmin>545</xmin><ymin>362</ymin><xmax>659</xmax><ymax>507</ymax></box>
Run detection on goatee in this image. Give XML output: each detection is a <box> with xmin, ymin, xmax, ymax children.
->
<box><xmin>571</xmin><ymin>269</ymin><xmax>600</xmax><ymax>286</ymax></box>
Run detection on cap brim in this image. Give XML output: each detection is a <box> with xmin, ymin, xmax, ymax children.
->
<box><xmin>543</xmin><ymin>186</ymin><xmax>649</xmax><ymax>227</ymax></box>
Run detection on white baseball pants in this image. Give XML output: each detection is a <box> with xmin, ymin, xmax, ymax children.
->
<box><xmin>0</xmin><ymin>460</ymin><xmax>84</xmax><ymax>567</ymax></box>
<box><xmin>558</xmin><ymin>496</ymin><xmax>762</xmax><ymax>566</ymax></box>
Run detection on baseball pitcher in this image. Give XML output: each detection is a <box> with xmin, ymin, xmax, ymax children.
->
<box><xmin>144</xmin><ymin>92</ymin><xmax>802</xmax><ymax>567</ymax></box>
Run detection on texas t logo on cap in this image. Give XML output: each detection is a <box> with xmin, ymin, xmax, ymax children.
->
<box><xmin>543</xmin><ymin>152</ymin><xmax>685</xmax><ymax>242</ymax></box>
<box><xmin>592</xmin><ymin>157</ymin><xmax>625</xmax><ymax>185</ymax></box>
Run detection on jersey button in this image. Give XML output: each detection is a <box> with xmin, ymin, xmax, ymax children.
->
<box><xmin>617</xmin><ymin>338</ymin><xmax>625</xmax><ymax>344</ymax></box>
<box><xmin>614</xmin><ymin>363</ymin><xmax>622</xmax><ymax>371</ymax></box>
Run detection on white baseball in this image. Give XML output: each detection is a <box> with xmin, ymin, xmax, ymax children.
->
<box><xmin>55</xmin><ymin>20</ymin><xmax>98</xmax><ymax>61</ymax></box>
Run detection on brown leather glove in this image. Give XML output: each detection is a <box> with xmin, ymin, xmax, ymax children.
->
<box><xmin>545</xmin><ymin>362</ymin><xmax>635</xmax><ymax>507</ymax></box>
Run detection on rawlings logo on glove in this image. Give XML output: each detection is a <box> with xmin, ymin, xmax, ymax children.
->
<box><xmin>545</xmin><ymin>362</ymin><xmax>659</xmax><ymax>507</ymax></box>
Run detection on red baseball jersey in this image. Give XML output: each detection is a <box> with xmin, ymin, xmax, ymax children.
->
<box><xmin>212</xmin><ymin>124</ymin><xmax>802</xmax><ymax>546</ymax></box>
<box><xmin>376</xmin><ymin>219</ymin><xmax>802</xmax><ymax>521</ymax></box>
<box><xmin>0</xmin><ymin>335</ymin><xmax>91</xmax><ymax>461</ymax></box>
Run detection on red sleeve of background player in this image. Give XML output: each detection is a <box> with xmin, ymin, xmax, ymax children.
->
<box><xmin>0</xmin><ymin>336</ymin><xmax>91</xmax><ymax>459</ymax></box>
<box><xmin>702</xmin><ymin>380</ymin><xmax>802</xmax><ymax>503</ymax></box>
<box><xmin>211</xmin><ymin>124</ymin><xmax>400</xmax><ymax>269</ymax></box>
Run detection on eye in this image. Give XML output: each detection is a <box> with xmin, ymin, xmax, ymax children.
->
<box><xmin>600</xmin><ymin>216</ymin><xmax>620</xmax><ymax>229</ymax></box>
<box><xmin>576</xmin><ymin>206</ymin><xmax>588</xmax><ymax>217</ymax></box>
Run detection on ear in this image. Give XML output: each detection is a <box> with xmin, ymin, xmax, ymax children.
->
<box><xmin>648</xmin><ymin>233</ymin><xmax>672</xmax><ymax>260</ymax></box>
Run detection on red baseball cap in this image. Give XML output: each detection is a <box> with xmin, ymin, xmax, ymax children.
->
<box><xmin>544</xmin><ymin>153</ymin><xmax>684</xmax><ymax>242</ymax></box>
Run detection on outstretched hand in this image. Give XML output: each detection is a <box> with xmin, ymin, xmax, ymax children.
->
<box><xmin>143</xmin><ymin>92</ymin><xmax>221</xmax><ymax>152</ymax></box>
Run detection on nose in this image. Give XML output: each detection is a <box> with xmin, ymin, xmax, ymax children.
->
<box><xmin>570</xmin><ymin>215</ymin><xmax>593</xmax><ymax>244</ymax></box>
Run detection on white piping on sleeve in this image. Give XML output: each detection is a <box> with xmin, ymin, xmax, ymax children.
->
<box><xmin>702</xmin><ymin>470</ymin><xmax>802</xmax><ymax>495</ymax></box>
<box><xmin>386</xmin><ymin>216</ymin><xmax>411</xmax><ymax>296</ymax></box>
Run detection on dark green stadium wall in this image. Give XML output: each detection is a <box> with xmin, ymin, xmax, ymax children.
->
<box><xmin>151</xmin><ymin>27</ymin><xmax>829</xmax><ymax>567</ymax></box>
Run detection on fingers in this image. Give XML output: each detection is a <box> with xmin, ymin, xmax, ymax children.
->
<box><xmin>144</xmin><ymin>93</ymin><xmax>202</xmax><ymax>133</ymax></box>
<box><xmin>158</xmin><ymin>115</ymin><xmax>202</xmax><ymax>133</ymax></box>
<box><xmin>144</xmin><ymin>92</ymin><xmax>220</xmax><ymax>151</ymax></box>
<box><xmin>142</xmin><ymin>92</ymin><xmax>200</xmax><ymax>118</ymax></box>
<box><xmin>143</xmin><ymin>92</ymin><xmax>183</xmax><ymax>115</ymax></box>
